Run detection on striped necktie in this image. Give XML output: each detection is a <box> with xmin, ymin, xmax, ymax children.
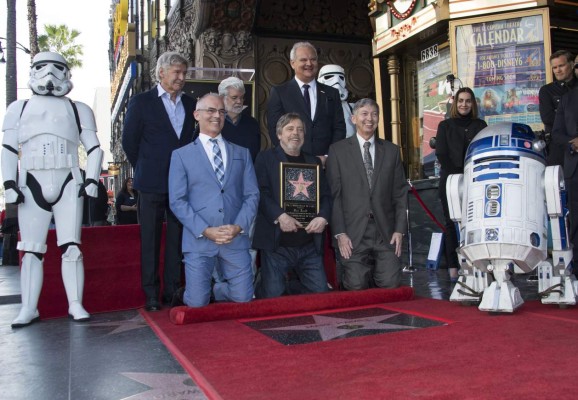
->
<box><xmin>210</xmin><ymin>138</ymin><xmax>225</xmax><ymax>186</ymax></box>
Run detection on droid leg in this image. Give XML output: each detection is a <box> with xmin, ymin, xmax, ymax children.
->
<box><xmin>450</xmin><ymin>256</ymin><xmax>492</xmax><ymax>305</ymax></box>
<box><xmin>12</xmin><ymin>253</ymin><xmax>44</xmax><ymax>328</ymax></box>
<box><xmin>478</xmin><ymin>262</ymin><xmax>523</xmax><ymax>313</ymax></box>
<box><xmin>541</xmin><ymin>165</ymin><xmax>578</xmax><ymax>305</ymax></box>
<box><xmin>61</xmin><ymin>245</ymin><xmax>90</xmax><ymax>321</ymax></box>
<box><xmin>538</xmin><ymin>256</ymin><xmax>578</xmax><ymax>306</ymax></box>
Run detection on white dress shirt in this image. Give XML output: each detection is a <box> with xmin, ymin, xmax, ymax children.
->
<box><xmin>199</xmin><ymin>133</ymin><xmax>228</xmax><ymax>171</ymax></box>
<box><xmin>295</xmin><ymin>77</ymin><xmax>317</xmax><ymax>120</ymax></box>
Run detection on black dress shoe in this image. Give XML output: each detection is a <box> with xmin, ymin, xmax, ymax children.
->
<box><xmin>171</xmin><ymin>287</ymin><xmax>186</xmax><ymax>307</ymax></box>
<box><xmin>145</xmin><ymin>299</ymin><xmax>161</xmax><ymax>312</ymax></box>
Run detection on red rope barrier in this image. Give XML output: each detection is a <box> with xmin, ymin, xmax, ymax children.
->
<box><xmin>408</xmin><ymin>181</ymin><xmax>446</xmax><ymax>232</ymax></box>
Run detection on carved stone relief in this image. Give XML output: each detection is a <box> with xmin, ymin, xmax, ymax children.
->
<box><xmin>256</xmin><ymin>0</ymin><xmax>372</xmax><ymax>39</ymax></box>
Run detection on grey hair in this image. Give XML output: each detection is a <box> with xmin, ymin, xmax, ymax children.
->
<box><xmin>290</xmin><ymin>42</ymin><xmax>317</xmax><ymax>61</ymax></box>
<box><xmin>195</xmin><ymin>92</ymin><xmax>223</xmax><ymax>110</ymax></box>
<box><xmin>276</xmin><ymin>112</ymin><xmax>304</xmax><ymax>136</ymax></box>
<box><xmin>155</xmin><ymin>51</ymin><xmax>188</xmax><ymax>82</ymax></box>
<box><xmin>352</xmin><ymin>98</ymin><xmax>379</xmax><ymax>115</ymax></box>
<box><xmin>218</xmin><ymin>77</ymin><xmax>246</xmax><ymax>97</ymax></box>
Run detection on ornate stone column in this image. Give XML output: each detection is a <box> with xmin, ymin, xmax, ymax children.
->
<box><xmin>387</xmin><ymin>54</ymin><xmax>401</xmax><ymax>147</ymax></box>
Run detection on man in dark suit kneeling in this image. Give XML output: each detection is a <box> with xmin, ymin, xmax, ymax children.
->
<box><xmin>253</xmin><ymin>113</ymin><xmax>332</xmax><ymax>298</ymax></box>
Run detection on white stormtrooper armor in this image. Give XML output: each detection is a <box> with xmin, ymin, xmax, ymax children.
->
<box><xmin>1</xmin><ymin>52</ymin><xmax>103</xmax><ymax>327</ymax></box>
<box><xmin>318</xmin><ymin>64</ymin><xmax>356</xmax><ymax>138</ymax></box>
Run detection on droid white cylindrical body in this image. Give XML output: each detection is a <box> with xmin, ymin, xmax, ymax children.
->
<box><xmin>458</xmin><ymin>123</ymin><xmax>547</xmax><ymax>273</ymax></box>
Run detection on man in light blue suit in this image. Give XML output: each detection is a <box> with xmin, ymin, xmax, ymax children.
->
<box><xmin>168</xmin><ymin>93</ymin><xmax>259</xmax><ymax>307</ymax></box>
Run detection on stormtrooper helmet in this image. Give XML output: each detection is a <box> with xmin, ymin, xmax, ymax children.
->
<box><xmin>318</xmin><ymin>64</ymin><xmax>348</xmax><ymax>101</ymax></box>
<box><xmin>28</xmin><ymin>52</ymin><xmax>73</xmax><ymax>96</ymax></box>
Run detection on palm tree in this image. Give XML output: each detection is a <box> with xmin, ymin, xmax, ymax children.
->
<box><xmin>38</xmin><ymin>24</ymin><xmax>83</xmax><ymax>69</ymax></box>
<box><xmin>27</xmin><ymin>0</ymin><xmax>40</xmax><ymax>57</ymax></box>
<box><xmin>5</xmin><ymin>0</ymin><xmax>18</xmax><ymax>106</ymax></box>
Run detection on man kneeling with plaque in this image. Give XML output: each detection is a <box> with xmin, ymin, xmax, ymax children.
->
<box><xmin>253</xmin><ymin>113</ymin><xmax>332</xmax><ymax>298</ymax></box>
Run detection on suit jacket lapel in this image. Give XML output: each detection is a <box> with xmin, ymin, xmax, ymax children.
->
<box><xmin>348</xmin><ymin>136</ymin><xmax>371</xmax><ymax>191</ymax></box>
<box><xmin>372</xmin><ymin>139</ymin><xmax>385</xmax><ymax>191</ymax></box>
<box><xmin>153</xmin><ymin>88</ymin><xmax>177</xmax><ymax>138</ymax></box>
<box><xmin>222</xmin><ymin>140</ymin><xmax>235</xmax><ymax>187</ymax></box>
<box><xmin>181</xmin><ymin>95</ymin><xmax>194</xmax><ymax>143</ymax></box>
<box><xmin>291</xmin><ymin>79</ymin><xmax>312</xmax><ymax>122</ymax></box>
<box><xmin>314</xmin><ymin>84</ymin><xmax>326</xmax><ymax>123</ymax></box>
<box><xmin>194</xmin><ymin>138</ymin><xmax>220</xmax><ymax>185</ymax></box>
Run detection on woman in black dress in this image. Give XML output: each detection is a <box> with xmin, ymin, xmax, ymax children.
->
<box><xmin>435</xmin><ymin>87</ymin><xmax>487</xmax><ymax>282</ymax></box>
<box><xmin>115</xmin><ymin>178</ymin><xmax>139</xmax><ymax>225</ymax></box>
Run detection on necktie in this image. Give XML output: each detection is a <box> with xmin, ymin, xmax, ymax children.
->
<box><xmin>363</xmin><ymin>141</ymin><xmax>373</xmax><ymax>190</ymax></box>
<box><xmin>303</xmin><ymin>84</ymin><xmax>311</xmax><ymax>117</ymax></box>
<box><xmin>210</xmin><ymin>138</ymin><xmax>225</xmax><ymax>186</ymax></box>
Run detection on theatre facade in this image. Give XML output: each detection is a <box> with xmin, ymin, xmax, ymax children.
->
<box><xmin>108</xmin><ymin>0</ymin><xmax>578</xmax><ymax>183</ymax></box>
<box><xmin>369</xmin><ymin>0</ymin><xmax>578</xmax><ymax>179</ymax></box>
<box><xmin>108</xmin><ymin>0</ymin><xmax>375</xmax><ymax>185</ymax></box>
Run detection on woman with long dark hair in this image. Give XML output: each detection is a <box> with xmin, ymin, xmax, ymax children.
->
<box><xmin>115</xmin><ymin>177</ymin><xmax>139</xmax><ymax>225</ymax></box>
<box><xmin>435</xmin><ymin>87</ymin><xmax>487</xmax><ymax>282</ymax></box>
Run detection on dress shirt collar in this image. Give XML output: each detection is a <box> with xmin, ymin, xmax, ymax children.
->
<box><xmin>356</xmin><ymin>133</ymin><xmax>375</xmax><ymax>147</ymax></box>
<box><xmin>199</xmin><ymin>133</ymin><xmax>223</xmax><ymax>145</ymax></box>
<box><xmin>156</xmin><ymin>84</ymin><xmax>183</xmax><ymax>103</ymax></box>
<box><xmin>295</xmin><ymin>77</ymin><xmax>317</xmax><ymax>92</ymax></box>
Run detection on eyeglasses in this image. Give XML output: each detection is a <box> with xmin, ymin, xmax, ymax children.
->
<box><xmin>197</xmin><ymin>108</ymin><xmax>227</xmax><ymax>116</ymax></box>
<box><xmin>575</xmin><ymin>64</ymin><xmax>578</xmax><ymax>70</ymax></box>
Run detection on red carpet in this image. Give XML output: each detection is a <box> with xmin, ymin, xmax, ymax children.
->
<box><xmin>144</xmin><ymin>293</ymin><xmax>578</xmax><ymax>400</ymax></box>
<box><xmin>170</xmin><ymin>287</ymin><xmax>414</xmax><ymax>324</ymax></box>
<box><xmin>35</xmin><ymin>225</ymin><xmax>149</xmax><ymax>319</ymax></box>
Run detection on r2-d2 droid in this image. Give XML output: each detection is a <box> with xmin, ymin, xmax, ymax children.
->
<box><xmin>446</xmin><ymin>122</ymin><xmax>578</xmax><ymax>312</ymax></box>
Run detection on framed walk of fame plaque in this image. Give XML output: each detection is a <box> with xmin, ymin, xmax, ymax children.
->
<box><xmin>280</xmin><ymin>162</ymin><xmax>320</xmax><ymax>226</ymax></box>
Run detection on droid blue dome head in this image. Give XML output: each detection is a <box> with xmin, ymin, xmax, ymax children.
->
<box><xmin>465</xmin><ymin>122</ymin><xmax>545</xmax><ymax>164</ymax></box>
<box><xmin>28</xmin><ymin>51</ymin><xmax>73</xmax><ymax>97</ymax></box>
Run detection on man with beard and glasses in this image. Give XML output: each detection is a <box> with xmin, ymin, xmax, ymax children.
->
<box><xmin>218</xmin><ymin>77</ymin><xmax>261</xmax><ymax>162</ymax></box>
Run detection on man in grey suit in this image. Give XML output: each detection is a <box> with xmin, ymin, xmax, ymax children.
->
<box><xmin>326</xmin><ymin>98</ymin><xmax>407</xmax><ymax>290</ymax></box>
<box><xmin>267</xmin><ymin>41</ymin><xmax>346</xmax><ymax>166</ymax></box>
<box><xmin>168</xmin><ymin>93</ymin><xmax>259</xmax><ymax>307</ymax></box>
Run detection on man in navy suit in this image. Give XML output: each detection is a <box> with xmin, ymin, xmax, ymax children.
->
<box><xmin>267</xmin><ymin>42</ymin><xmax>346</xmax><ymax>167</ymax></box>
<box><xmin>552</xmin><ymin>86</ymin><xmax>578</xmax><ymax>263</ymax></box>
<box><xmin>253</xmin><ymin>113</ymin><xmax>331</xmax><ymax>298</ymax></box>
<box><xmin>169</xmin><ymin>93</ymin><xmax>259</xmax><ymax>307</ymax></box>
<box><xmin>122</xmin><ymin>52</ymin><xmax>196</xmax><ymax>311</ymax></box>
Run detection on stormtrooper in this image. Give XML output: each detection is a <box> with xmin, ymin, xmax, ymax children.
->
<box><xmin>446</xmin><ymin>122</ymin><xmax>578</xmax><ymax>312</ymax></box>
<box><xmin>1</xmin><ymin>52</ymin><xmax>103</xmax><ymax>327</ymax></box>
<box><xmin>318</xmin><ymin>64</ymin><xmax>356</xmax><ymax>137</ymax></box>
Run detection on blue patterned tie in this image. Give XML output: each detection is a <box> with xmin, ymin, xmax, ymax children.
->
<box><xmin>210</xmin><ymin>138</ymin><xmax>225</xmax><ymax>186</ymax></box>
